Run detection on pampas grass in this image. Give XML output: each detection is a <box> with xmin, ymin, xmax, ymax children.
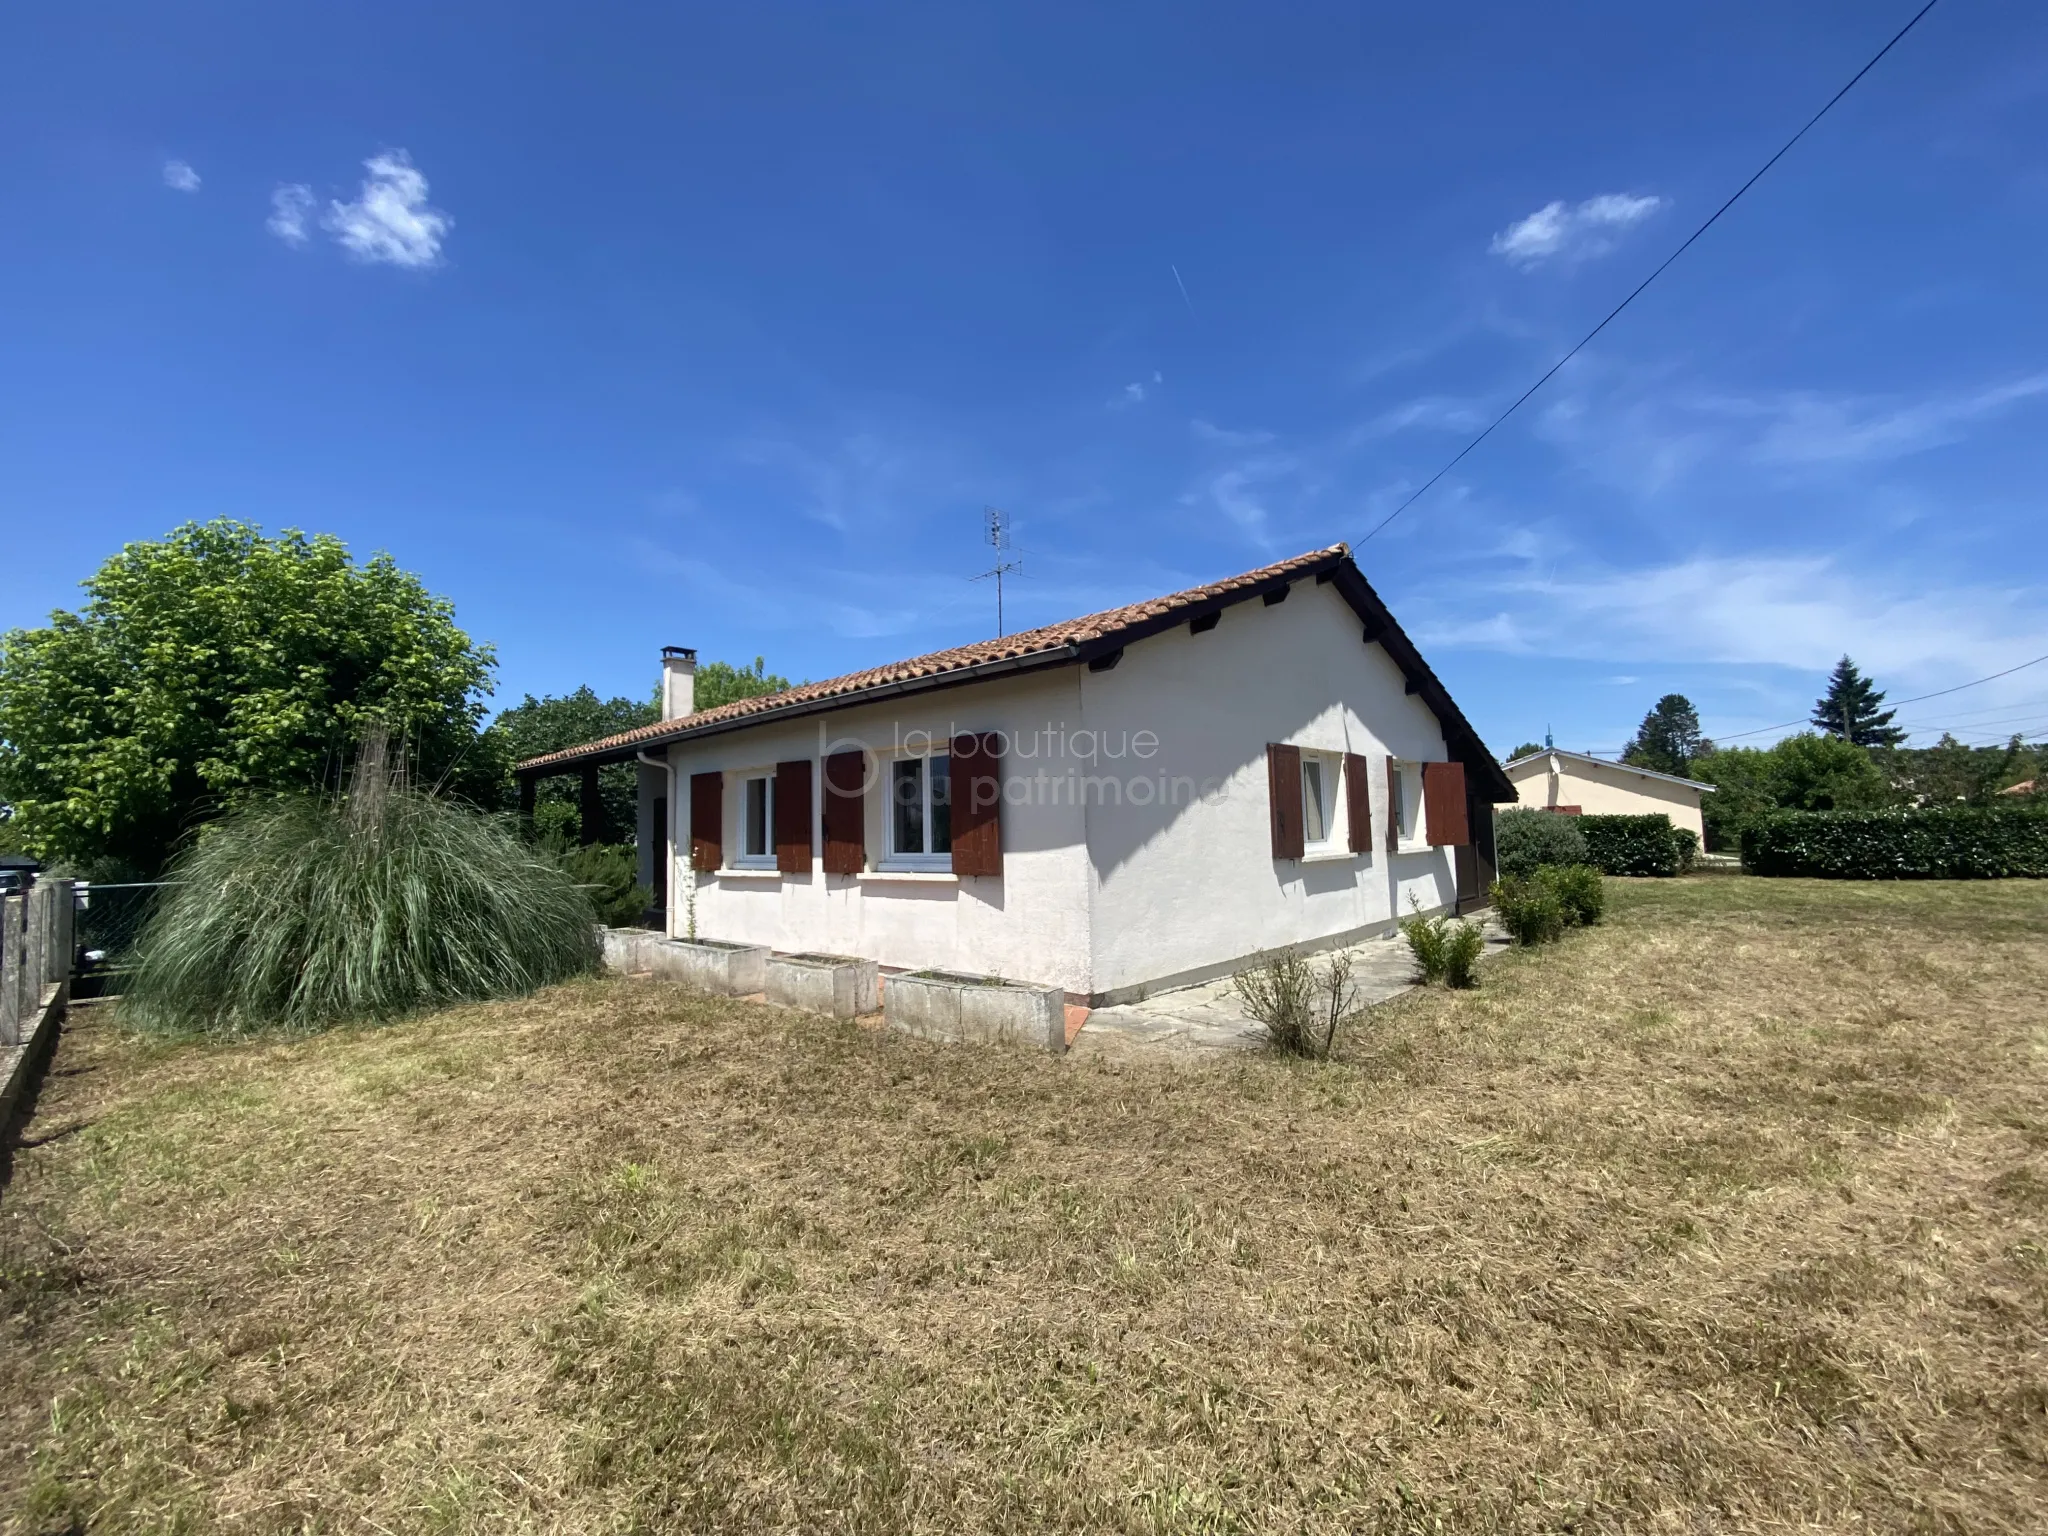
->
<box><xmin>125</xmin><ymin>753</ymin><xmax>598</xmax><ymax>1034</ymax></box>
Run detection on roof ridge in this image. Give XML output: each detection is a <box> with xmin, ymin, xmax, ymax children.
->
<box><xmin>516</xmin><ymin>544</ymin><xmax>1348</xmax><ymax>772</ymax></box>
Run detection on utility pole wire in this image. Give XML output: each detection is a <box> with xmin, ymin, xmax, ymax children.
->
<box><xmin>1357</xmin><ymin>0</ymin><xmax>1945</xmax><ymax>547</ymax></box>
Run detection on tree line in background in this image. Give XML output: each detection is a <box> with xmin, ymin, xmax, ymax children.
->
<box><xmin>0</xmin><ymin>521</ymin><xmax>789</xmax><ymax>878</ymax></box>
<box><xmin>1513</xmin><ymin>657</ymin><xmax>2042</xmax><ymax>851</ymax></box>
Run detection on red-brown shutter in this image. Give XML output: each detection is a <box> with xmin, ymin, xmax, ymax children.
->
<box><xmin>1344</xmin><ymin>752</ymin><xmax>1372</xmax><ymax>854</ymax></box>
<box><xmin>1386</xmin><ymin>758</ymin><xmax>1401</xmax><ymax>854</ymax></box>
<box><xmin>689</xmin><ymin>771</ymin><xmax>722</xmax><ymax>871</ymax></box>
<box><xmin>774</xmin><ymin>759</ymin><xmax>813</xmax><ymax>873</ymax></box>
<box><xmin>1267</xmin><ymin>743</ymin><xmax>1304</xmax><ymax>860</ymax></box>
<box><xmin>1423</xmin><ymin>761</ymin><xmax>1470</xmax><ymax>846</ymax></box>
<box><xmin>950</xmin><ymin>732</ymin><xmax>1003</xmax><ymax>877</ymax></box>
<box><xmin>822</xmin><ymin>750</ymin><xmax>867</xmax><ymax>874</ymax></box>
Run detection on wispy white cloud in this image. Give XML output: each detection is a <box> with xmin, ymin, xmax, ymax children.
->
<box><xmin>1491</xmin><ymin>193</ymin><xmax>1665</xmax><ymax>266</ymax></box>
<box><xmin>1353</xmin><ymin>394</ymin><xmax>1486</xmax><ymax>439</ymax></box>
<box><xmin>267</xmin><ymin>184</ymin><xmax>314</xmax><ymax>245</ymax></box>
<box><xmin>322</xmin><ymin>150</ymin><xmax>451</xmax><ymax>269</ymax></box>
<box><xmin>1742</xmin><ymin>374</ymin><xmax>2048</xmax><ymax>465</ymax></box>
<box><xmin>1416</xmin><ymin>551</ymin><xmax>2045</xmax><ymax>694</ymax></box>
<box><xmin>162</xmin><ymin>159</ymin><xmax>201</xmax><ymax>193</ymax></box>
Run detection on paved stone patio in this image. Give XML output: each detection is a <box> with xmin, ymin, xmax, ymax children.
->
<box><xmin>1068</xmin><ymin>916</ymin><xmax>1505</xmax><ymax>1059</ymax></box>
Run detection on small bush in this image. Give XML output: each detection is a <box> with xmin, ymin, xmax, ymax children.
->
<box><xmin>1442</xmin><ymin>919</ymin><xmax>1485</xmax><ymax>988</ymax></box>
<box><xmin>554</xmin><ymin>840</ymin><xmax>657</xmax><ymax>927</ymax></box>
<box><xmin>126</xmin><ymin>779</ymin><xmax>600</xmax><ymax>1035</ymax></box>
<box><xmin>1741</xmin><ymin>808</ymin><xmax>2048</xmax><ymax>879</ymax></box>
<box><xmin>1402</xmin><ymin>899</ymin><xmax>1485</xmax><ymax>988</ymax></box>
<box><xmin>1233</xmin><ymin>950</ymin><xmax>1361</xmax><ymax>1058</ymax></box>
<box><xmin>1581</xmin><ymin>813</ymin><xmax>1686</xmax><ymax>877</ymax></box>
<box><xmin>1494</xmin><ymin>806</ymin><xmax>1589</xmax><ymax>878</ymax></box>
<box><xmin>1539</xmin><ymin>863</ymin><xmax>1606</xmax><ymax>926</ymax></box>
<box><xmin>1490</xmin><ymin>875</ymin><xmax>1568</xmax><ymax>946</ymax></box>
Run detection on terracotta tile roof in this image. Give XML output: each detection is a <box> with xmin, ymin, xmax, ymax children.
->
<box><xmin>516</xmin><ymin>545</ymin><xmax>1347</xmax><ymax>772</ymax></box>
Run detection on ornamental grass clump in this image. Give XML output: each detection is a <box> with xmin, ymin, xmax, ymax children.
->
<box><xmin>126</xmin><ymin>736</ymin><xmax>598</xmax><ymax>1035</ymax></box>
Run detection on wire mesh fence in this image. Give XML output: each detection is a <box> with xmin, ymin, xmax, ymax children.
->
<box><xmin>73</xmin><ymin>882</ymin><xmax>168</xmax><ymax>999</ymax></box>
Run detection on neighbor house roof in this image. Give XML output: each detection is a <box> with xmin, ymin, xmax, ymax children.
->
<box><xmin>519</xmin><ymin>544</ymin><xmax>1518</xmax><ymax>802</ymax></box>
<box><xmin>1501</xmin><ymin>747</ymin><xmax>1715</xmax><ymax>793</ymax></box>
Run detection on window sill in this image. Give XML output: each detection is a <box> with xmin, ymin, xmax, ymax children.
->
<box><xmin>1391</xmin><ymin>842</ymin><xmax>1433</xmax><ymax>856</ymax></box>
<box><xmin>1299</xmin><ymin>848</ymin><xmax>1358</xmax><ymax>865</ymax></box>
<box><xmin>718</xmin><ymin>865</ymin><xmax>783</xmax><ymax>880</ymax></box>
<box><xmin>860</xmin><ymin>869</ymin><xmax>959</xmax><ymax>884</ymax></box>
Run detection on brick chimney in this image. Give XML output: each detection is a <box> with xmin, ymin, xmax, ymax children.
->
<box><xmin>660</xmin><ymin>646</ymin><xmax>697</xmax><ymax>721</ymax></box>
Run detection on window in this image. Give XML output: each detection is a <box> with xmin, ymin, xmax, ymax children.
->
<box><xmin>737</xmin><ymin>774</ymin><xmax>774</xmax><ymax>865</ymax></box>
<box><xmin>886</xmin><ymin>753</ymin><xmax>951</xmax><ymax>867</ymax></box>
<box><xmin>1392</xmin><ymin>761</ymin><xmax>1422</xmax><ymax>845</ymax></box>
<box><xmin>1301</xmin><ymin>756</ymin><xmax>1331</xmax><ymax>847</ymax></box>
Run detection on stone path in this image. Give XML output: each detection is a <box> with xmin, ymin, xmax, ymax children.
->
<box><xmin>1068</xmin><ymin>917</ymin><xmax>1506</xmax><ymax>1059</ymax></box>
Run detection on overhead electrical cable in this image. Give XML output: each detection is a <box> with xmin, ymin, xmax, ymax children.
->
<box><xmin>1357</xmin><ymin>0</ymin><xmax>1945</xmax><ymax>547</ymax></box>
<box><xmin>1710</xmin><ymin>650</ymin><xmax>2048</xmax><ymax>744</ymax></box>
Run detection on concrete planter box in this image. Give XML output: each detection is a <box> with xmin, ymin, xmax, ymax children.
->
<box><xmin>649</xmin><ymin>937</ymin><xmax>769</xmax><ymax>996</ymax></box>
<box><xmin>600</xmin><ymin>927</ymin><xmax>659</xmax><ymax>974</ymax></box>
<box><xmin>765</xmin><ymin>952</ymin><xmax>879</xmax><ymax>1018</ymax></box>
<box><xmin>886</xmin><ymin>969</ymin><xmax>1066</xmax><ymax>1054</ymax></box>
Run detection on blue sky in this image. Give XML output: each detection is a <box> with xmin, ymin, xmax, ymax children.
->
<box><xmin>4</xmin><ymin>0</ymin><xmax>2046</xmax><ymax>758</ymax></box>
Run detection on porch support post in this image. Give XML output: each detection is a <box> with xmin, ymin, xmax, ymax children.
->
<box><xmin>579</xmin><ymin>764</ymin><xmax>602</xmax><ymax>846</ymax></box>
<box><xmin>516</xmin><ymin>772</ymin><xmax>537</xmax><ymax>826</ymax></box>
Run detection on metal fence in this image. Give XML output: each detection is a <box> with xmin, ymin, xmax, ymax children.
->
<box><xmin>1</xmin><ymin>877</ymin><xmax>76</xmax><ymax>1047</ymax></box>
<box><xmin>71</xmin><ymin>882</ymin><xmax>167</xmax><ymax>999</ymax></box>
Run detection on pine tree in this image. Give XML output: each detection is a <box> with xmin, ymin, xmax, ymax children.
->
<box><xmin>1810</xmin><ymin>656</ymin><xmax>1905</xmax><ymax>747</ymax></box>
<box><xmin>1621</xmin><ymin>694</ymin><xmax>1706</xmax><ymax>777</ymax></box>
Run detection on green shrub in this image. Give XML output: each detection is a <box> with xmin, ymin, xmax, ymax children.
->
<box><xmin>554</xmin><ymin>840</ymin><xmax>656</xmax><ymax>927</ymax></box>
<box><xmin>1490</xmin><ymin>875</ymin><xmax>1567</xmax><ymax>946</ymax></box>
<box><xmin>1537</xmin><ymin>863</ymin><xmax>1605</xmax><ymax>926</ymax></box>
<box><xmin>1741</xmin><ymin>808</ymin><xmax>2048</xmax><ymax>879</ymax></box>
<box><xmin>1401</xmin><ymin>901</ymin><xmax>1485</xmax><ymax>988</ymax></box>
<box><xmin>125</xmin><ymin>785</ymin><xmax>600</xmax><ymax>1035</ymax></box>
<box><xmin>1672</xmin><ymin>826</ymin><xmax>1699</xmax><ymax>872</ymax></box>
<box><xmin>1494</xmin><ymin>806</ymin><xmax>1589</xmax><ymax>878</ymax></box>
<box><xmin>1442</xmin><ymin>918</ymin><xmax>1485</xmax><ymax>988</ymax></box>
<box><xmin>1580</xmin><ymin>813</ymin><xmax>1686</xmax><ymax>876</ymax></box>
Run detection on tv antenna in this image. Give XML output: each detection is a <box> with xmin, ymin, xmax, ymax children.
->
<box><xmin>971</xmin><ymin>506</ymin><xmax>1023</xmax><ymax>636</ymax></box>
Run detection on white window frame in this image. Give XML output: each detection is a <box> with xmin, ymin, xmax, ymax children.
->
<box><xmin>733</xmin><ymin>771</ymin><xmax>777</xmax><ymax>868</ymax></box>
<box><xmin>1300</xmin><ymin>751</ymin><xmax>1340</xmax><ymax>853</ymax></box>
<box><xmin>881</xmin><ymin>751</ymin><xmax>953</xmax><ymax>871</ymax></box>
<box><xmin>1390</xmin><ymin>759</ymin><xmax>1426</xmax><ymax>850</ymax></box>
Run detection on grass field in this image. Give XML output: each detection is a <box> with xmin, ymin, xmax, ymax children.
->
<box><xmin>3</xmin><ymin>878</ymin><xmax>2045</xmax><ymax>1533</ymax></box>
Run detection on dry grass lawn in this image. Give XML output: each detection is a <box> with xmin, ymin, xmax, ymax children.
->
<box><xmin>3</xmin><ymin>877</ymin><xmax>2046</xmax><ymax>1534</ymax></box>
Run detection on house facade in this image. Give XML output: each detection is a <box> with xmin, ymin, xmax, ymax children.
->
<box><xmin>1501</xmin><ymin>747</ymin><xmax>1711</xmax><ymax>840</ymax></box>
<box><xmin>519</xmin><ymin>546</ymin><xmax>1513</xmax><ymax>1005</ymax></box>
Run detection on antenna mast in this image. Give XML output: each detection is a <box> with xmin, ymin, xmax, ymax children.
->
<box><xmin>971</xmin><ymin>506</ymin><xmax>1024</xmax><ymax>636</ymax></box>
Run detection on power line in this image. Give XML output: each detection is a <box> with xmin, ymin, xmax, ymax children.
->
<box><xmin>1712</xmin><ymin>650</ymin><xmax>2048</xmax><ymax>744</ymax></box>
<box><xmin>1357</xmin><ymin>0</ymin><xmax>1945</xmax><ymax>547</ymax></box>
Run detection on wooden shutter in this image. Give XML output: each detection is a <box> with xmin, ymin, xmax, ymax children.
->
<box><xmin>1423</xmin><ymin>761</ymin><xmax>1470</xmax><ymax>846</ymax></box>
<box><xmin>774</xmin><ymin>759</ymin><xmax>813</xmax><ymax>873</ymax></box>
<box><xmin>1267</xmin><ymin>743</ymin><xmax>1304</xmax><ymax>860</ymax></box>
<box><xmin>950</xmin><ymin>732</ymin><xmax>1003</xmax><ymax>877</ymax></box>
<box><xmin>1386</xmin><ymin>758</ymin><xmax>1401</xmax><ymax>853</ymax></box>
<box><xmin>822</xmin><ymin>750</ymin><xmax>867</xmax><ymax>874</ymax></box>
<box><xmin>1344</xmin><ymin>752</ymin><xmax>1372</xmax><ymax>854</ymax></box>
<box><xmin>689</xmin><ymin>771</ymin><xmax>722</xmax><ymax>871</ymax></box>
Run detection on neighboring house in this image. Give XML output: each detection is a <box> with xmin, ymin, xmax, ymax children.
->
<box><xmin>1501</xmin><ymin>748</ymin><xmax>1711</xmax><ymax>840</ymax></box>
<box><xmin>1998</xmin><ymin>779</ymin><xmax>2037</xmax><ymax>798</ymax></box>
<box><xmin>518</xmin><ymin>545</ymin><xmax>1514</xmax><ymax>1005</ymax></box>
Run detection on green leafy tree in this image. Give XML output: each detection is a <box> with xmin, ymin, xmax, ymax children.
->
<box><xmin>694</xmin><ymin>655</ymin><xmax>790</xmax><ymax>712</ymax></box>
<box><xmin>1811</xmin><ymin>656</ymin><xmax>1905</xmax><ymax>747</ymax></box>
<box><xmin>1877</xmin><ymin>732</ymin><xmax>2041</xmax><ymax>807</ymax></box>
<box><xmin>0</xmin><ymin>521</ymin><xmax>496</xmax><ymax>875</ymax></box>
<box><xmin>488</xmin><ymin>687</ymin><xmax>658</xmax><ymax>843</ymax></box>
<box><xmin>1507</xmin><ymin>742</ymin><xmax>1545</xmax><ymax>762</ymax></box>
<box><xmin>1691</xmin><ymin>732</ymin><xmax>1895</xmax><ymax>850</ymax></box>
<box><xmin>1621</xmin><ymin>694</ymin><xmax>1708</xmax><ymax>777</ymax></box>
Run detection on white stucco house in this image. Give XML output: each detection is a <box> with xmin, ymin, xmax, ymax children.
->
<box><xmin>518</xmin><ymin>545</ymin><xmax>1515</xmax><ymax>1005</ymax></box>
<box><xmin>1501</xmin><ymin>747</ymin><xmax>1711</xmax><ymax>841</ymax></box>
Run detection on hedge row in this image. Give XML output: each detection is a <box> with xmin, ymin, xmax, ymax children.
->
<box><xmin>1579</xmin><ymin>814</ymin><xmax>1697</xmax><ymax>878</ymax></box>
<box><xmin>1741</xmin><ymin>808</ymin><xmax>2048</xmax><ymax>879</ymax></box>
